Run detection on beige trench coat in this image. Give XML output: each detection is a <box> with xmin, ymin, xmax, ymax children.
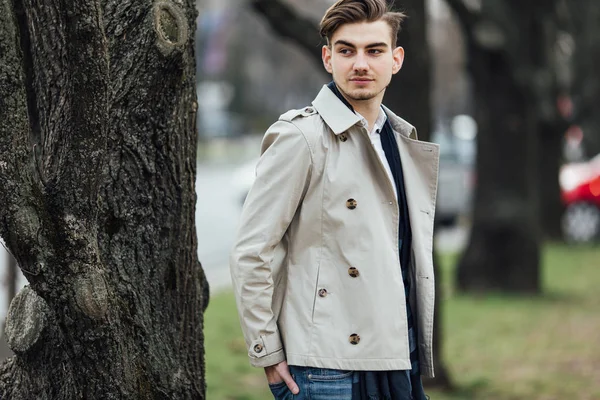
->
<box><xmin>230</xmin><ymin>85</ymin><xmax>440</xmax><ymax>377</ymax></box>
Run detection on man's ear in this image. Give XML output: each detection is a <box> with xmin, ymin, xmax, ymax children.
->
<box><xmin>392</xmin><ymin>46</ymin><xmax>405</xmax><ymax>75</ymax></box>
<box><xmin>322</xmin><ymin>45</ymin><xmax>333</xmax><ymax>74</ymax></box>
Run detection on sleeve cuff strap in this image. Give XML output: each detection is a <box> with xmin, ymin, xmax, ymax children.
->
<box><xmin>248</xmin><ymin>331</ymin><xmax>284</xmax><ymax>367</ymax></box>
<box><xmin>249</xmin><ymin>348</ymin><xmax>286</xmax><ymax>368</ymax></box>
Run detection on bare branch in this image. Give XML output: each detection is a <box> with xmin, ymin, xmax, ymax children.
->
<box><xmin>444</xmin><ymin>0</ymin><xmax>478</xmax><ymax>33</ymax></box>
<box><xmin>251</xmin><ymin>0</ymin><xmax>323</xmax><ymax>66</ymax></box>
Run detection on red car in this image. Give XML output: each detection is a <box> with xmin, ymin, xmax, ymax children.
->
<box><xmin>560</xmin><ymin>155</ymin><xmax>600</xmax><ymax>243</ymax></box>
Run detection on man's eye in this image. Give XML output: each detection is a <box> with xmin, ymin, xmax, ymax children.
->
<box><xmin>339</xmin><ymin>49</ymin><xmax>352</xmax><ymax>55</ymax></box>
<box><xmin>369</xmin><ymin>49</ymin><xmax>383</xmax><ymax>54</ymax></box>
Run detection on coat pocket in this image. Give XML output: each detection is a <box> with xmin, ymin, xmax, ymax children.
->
<box><xmin>310</xmin><ymin>261</ymin><xmax>323</xmax><ymax>323</ymax></box>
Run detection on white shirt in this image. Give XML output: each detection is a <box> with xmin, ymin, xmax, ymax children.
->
<box><xmin>356</xmin><ymin>108</ymin><xmax>398</xmax><ymax>199</ymax></box>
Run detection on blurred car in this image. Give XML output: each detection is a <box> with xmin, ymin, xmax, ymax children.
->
<box><xmin>560</xmin><ymin>154</ymin><xmax>600</xmax><ymax>243</ymax></box>
<box><xmin>431</xmin><ymin>129</ymin><xmax>475</xmax><ymax>226</ymax></box>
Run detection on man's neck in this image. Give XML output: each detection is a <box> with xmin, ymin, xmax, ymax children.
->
<box><xmin>351</xmin><ymin>101</ymin><xmax>382</xmax><ymax>131</ymax></box>
<box><xmin>338</xmin><ymin>89</ymin><xmax>385</xmax><ymax>130</ymax></box>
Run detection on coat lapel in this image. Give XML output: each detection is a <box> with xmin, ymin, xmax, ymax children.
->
<box><xmin>396</xmin><ymin>131</ymin><xmax>439</xmax><ymax>276</ymax></box>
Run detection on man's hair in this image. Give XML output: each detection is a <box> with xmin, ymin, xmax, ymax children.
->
<box><xmin>319</xmin><ymin>0</ymin><xmax>406</xmax><ymax>48</ymax></box>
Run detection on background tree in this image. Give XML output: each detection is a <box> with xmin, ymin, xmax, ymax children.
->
<box><xmin>0</xmin><ymin>0</ymin><xmax>208</xmax><ymax>398</ymax></box>
<box><xmin>446</xmin><ymin>0</ymin><xmax>563</xmax><ymax>293</ymax></box>
<box><xmin>537</xmin><ymin>1</ymin><xmax>571</xmax><ymax>240</ymax></box>
<box><xmin>568</xmin><ymin>0</ymin><xmax>600</xmax><ymax>159</ymax></box>
<box><xmin>251</xmin><ymin>0</ymin><xmax>452</xmax><ymax>389</ymax></box>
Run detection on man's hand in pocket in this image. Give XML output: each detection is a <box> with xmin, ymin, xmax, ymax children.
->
<box><xmin>264</xmin><ymin>361</ymin><xmax>299</xmax><ymax>394</ymax></box>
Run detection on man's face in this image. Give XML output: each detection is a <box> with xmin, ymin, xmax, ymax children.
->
<box><xmin>322</xmin><ymin>20</ymin><xmax>404</xmax><ymax>103</ymax></box>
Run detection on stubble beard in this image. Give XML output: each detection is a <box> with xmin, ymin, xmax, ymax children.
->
<box><xmin>337</xmin><ymin>79</ymin><xmax>388</xmax><ymax>103</ymax></box>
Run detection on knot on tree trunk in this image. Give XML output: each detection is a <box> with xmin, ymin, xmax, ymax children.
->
<box><xmin>153</xmin><ymin>1</ymin><xmax>189</xmax><ymax>56</ymax></box>
<box><xmin>74</xmin><ymin>270</ymin><xmax>109</xmax><ymax>320</ymax></box>
<box><xmin>4</xmin><ymin>287</ymin><xmax>50</xmax><ymax>354</ymax></box>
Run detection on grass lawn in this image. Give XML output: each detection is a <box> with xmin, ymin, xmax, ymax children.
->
<box><xmin>204</xmin><ymin>244</ymin><xmax>600</xmax><ymax>399</ymax></box>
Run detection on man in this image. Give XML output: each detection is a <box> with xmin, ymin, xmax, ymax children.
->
<box><xmin>230</xmin><ymin>0</ymin><xmax>439</xmax><ymax>398</ymax></box>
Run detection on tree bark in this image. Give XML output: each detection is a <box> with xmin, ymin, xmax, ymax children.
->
<box><xmin>445</xmin><ymin>0</ymin><xmax>560</xmax><ymax>292</ymax></box>
<box><xmin>0</xmin><ymin>0</ymin><xmax>208</xmax><ymax>398</ymax></box>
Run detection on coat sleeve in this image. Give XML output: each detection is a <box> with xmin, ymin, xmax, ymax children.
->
<box><xmin>229</xmin><ymin>119</ymin><xmax>313</xmax><ymax>368</ymax></box>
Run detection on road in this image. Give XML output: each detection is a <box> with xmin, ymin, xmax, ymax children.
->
<box><xmin>195</xmin><ymin>162</ymin><xmax>244</xmax><ymax>292</ymax></box>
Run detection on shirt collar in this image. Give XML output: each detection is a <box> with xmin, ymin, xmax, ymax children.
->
<box><xmin>356</xmin><ymin>108</ymin><xmax>387</xmax><ymax>136</ymax></box>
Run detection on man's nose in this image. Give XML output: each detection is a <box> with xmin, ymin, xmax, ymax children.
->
<box><xmin>353</xmin><ymin>52</ymin><xmax>369</xmax><ymax>72</ymax></box>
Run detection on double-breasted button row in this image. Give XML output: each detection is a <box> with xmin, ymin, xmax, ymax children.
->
<box><xmin>346</xmin><ymin>198</ymin><xmax>357</xmax><ymax>209</ymax></box>
<box><xmin>339</xmin><ymin>133</ymin><xmax>348</xmax><ymax>142</ymax></box>
<box><xmin>348</xmin><ymin>267</ymin><xmax>360</xmax><ymax>278</ymax></box>
<box><xmin>349</xmin><ymin>333</ymin><xmax>360</xmax><ymax>345</ymax></box>
<box><xmin>318</xmin><ymin>288</ymin><xmax>328</xmax><ymax>297</ymax></box>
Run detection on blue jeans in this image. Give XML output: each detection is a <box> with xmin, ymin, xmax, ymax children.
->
<box><xmin>268</xmin><ymin>365</ymin><xmax>356</xmax><ymax>400</ymax></box>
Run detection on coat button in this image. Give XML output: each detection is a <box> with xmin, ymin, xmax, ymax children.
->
<box><xmin>348</xmin><ymin>267</ymin><xmax>360</xmax><ymax>278</ymax></box>
<box><xmin>253</xmin><ymin>344</ymin><xmax>263</xmax><ymax>353</ymax></box>
<box><xmin>318</xmin><ymin>288</ymin><xmax>328</xmax><ymax>297</ymax></box>
<box><xmin>339</xmin><ymin>134</ymin><xmax>348</xmax><ymax>142</ymax></box>
<box><xmin>346</xmin><ymin>199</ymin><xmax>357</xmax><ymax>209</ymax></box>
<box><xmin>349</xmin><ymin>333</ymin><xmax>360</xmax><ymax>345</ymax></box>
<box><xmin>304</xmin><ymin>107</ymin><xmax>314</xmax><ymax>113</ymax></box>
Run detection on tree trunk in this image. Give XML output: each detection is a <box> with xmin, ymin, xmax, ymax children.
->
<box><xmin>386</xmin><ymin>0</ymin><xmax>431</xmax><ymax>141</ymax></box>
<box><xmin>539</xmin><ymin>121</ymin><xmax>566</xmax><ymax>240</ymax></box>
<box><xmin>444</xmin><ymin>0</ymin><xmax>567</xmax><ymax>293</ymax></box>
<box><xmin>537</xmin><ymin>4</ymin><xmax>569</xmax><ymax>241</ymax></box>
<box><xmin>0</xmin><ymin>0</ymin><xmax>208</xmax><ymax>398</ymax></box>
<box><xmin>457</xmin><ymin>47</ymin><xmax>541</xmax><ymax>292</ymax></box>
<box><xmin>570</xmin><ymin>0</ymin><xmax>600</xmax><ymax>159</ymax></box>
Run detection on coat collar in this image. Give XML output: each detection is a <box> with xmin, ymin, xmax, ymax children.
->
<box><xmin>311</xmin><ymin>85</ymin><xmax>418</xmax><ymax>140</ymax></box>
<box><xmin>311</xmin><ymin>85</ymin><xmax>361</xmax><ymax>135</ymax></box>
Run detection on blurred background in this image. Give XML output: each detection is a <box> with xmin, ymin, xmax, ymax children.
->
<box><xmin>2</xmin><ymin>0</ymin><xmax>600</xmax><ymax>398</ymax></box>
